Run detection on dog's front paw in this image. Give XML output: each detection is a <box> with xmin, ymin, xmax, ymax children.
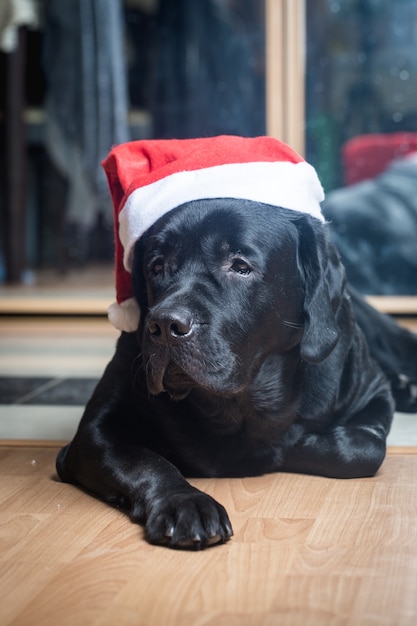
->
<box><xmin>145</xmin><ymin>488</ymin><xmax>233</xmax><ymax>550</ymax></box>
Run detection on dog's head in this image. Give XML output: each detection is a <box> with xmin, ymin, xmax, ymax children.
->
<box><xmin>131</xmin><ymin>199</ymin><xmax>346</xmax><ymax>399</ymax></box>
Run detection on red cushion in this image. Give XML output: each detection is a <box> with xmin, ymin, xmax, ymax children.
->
<box><xmin>342</xmin><ymin>132</ymin><xmax>417</xmax><ymax>185</ymax></box>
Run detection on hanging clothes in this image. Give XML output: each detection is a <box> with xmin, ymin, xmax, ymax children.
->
<box><xmin>43</xmin><ymin>0</ymin><xmax>130</xmax><ymax>233</ymax></box>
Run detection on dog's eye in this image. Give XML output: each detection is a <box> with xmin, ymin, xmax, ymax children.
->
<box><xmin>151</xmin><ymin>259</ymin><xmax>164</xmax><ymax>275</ymax></box>
<box><xmin>230</xmin><ymin>259</ymin><xmax>252</xmax><ymax>275</ymax></box>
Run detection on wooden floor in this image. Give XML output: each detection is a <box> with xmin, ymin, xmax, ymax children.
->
<box><xmin>1</xmin><ymin>445</ymin><xmax>416</xmax><ymax>626</ymax></box>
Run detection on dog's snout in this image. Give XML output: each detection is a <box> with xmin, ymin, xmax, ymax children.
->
<box><xmin>148</xmin><ymin>309</ymin><xmax>194</xmax><ymax>345</ymax></box>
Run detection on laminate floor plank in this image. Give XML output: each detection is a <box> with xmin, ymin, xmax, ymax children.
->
<box><xmin>1</xmin><ymin>446</ymin><xmax>416</xmax><ymax>626</ymax></box>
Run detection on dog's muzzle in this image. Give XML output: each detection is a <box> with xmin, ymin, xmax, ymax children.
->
<box><xmin>143</xmin><ymin>305</ymin><xmax>241</xmax><ymax>399</ymax></box>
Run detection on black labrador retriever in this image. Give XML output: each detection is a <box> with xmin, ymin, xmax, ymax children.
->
<box><xmin>56</xmin><ymin>199</ymin><xmax>417</xmax><ymax>549</ymax></box>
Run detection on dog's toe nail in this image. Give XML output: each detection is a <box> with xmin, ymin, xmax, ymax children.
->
<box><xmin>207</xmin><ymin>533</ymin><xmax>222</xmax><ymax>545</ymax></box>
<box><xmin>165</xmin><ymin>525</ymin><xmax>174</xmax><ymax>538</ymax></box>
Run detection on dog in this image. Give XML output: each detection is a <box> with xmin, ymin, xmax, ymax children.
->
<box><xmin>56</xmin><ymin>196</ymin><xmax>417</xmax><ymax>549</ymax></box>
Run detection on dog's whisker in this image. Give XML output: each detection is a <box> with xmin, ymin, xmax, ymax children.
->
<box><xmin>131</xmin><ymin>353</ymin><xmax>147</xmax><ymax>400</ymax></box>
<box><xmin>282</xmin><ymin>320</ymin><xmax>303</xmax><ymax>330</ymax></box>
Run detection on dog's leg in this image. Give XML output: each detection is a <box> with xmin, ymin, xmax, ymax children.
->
<box><xmin>281</xmin><ymin>394</ymin><xmax>394</xmax><ymax>479</ymax></box>
<box><xmin>56</xmin><ymin>334</ymin><xmax>233</xmax><ymax>550</ymax></box>
<box><xmin>58</xmin><ymin>438</ymin><xmax>232</xmax><ymax>549</ymax></box>
<box><xmin>349</xmin><ymin>287</ymin><xmax>417</xmax><ymax>412</ymax></box>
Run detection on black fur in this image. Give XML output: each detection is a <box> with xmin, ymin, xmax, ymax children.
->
<box><xmin>56</xmin><ymin>199</ymin><xmax>416</xmax><ymax>549</ymax></box>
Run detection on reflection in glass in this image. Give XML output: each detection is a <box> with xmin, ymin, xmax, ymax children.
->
<box><xmin>306</xmin><ymin>0</ymin><xmax>417</xmax><ymax>295</ymax></box>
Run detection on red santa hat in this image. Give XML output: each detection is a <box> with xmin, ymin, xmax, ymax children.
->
<box><xmin>102</xmin><ymin>135</ymin><xmax>325</xmax><ymax>332</ymax></box>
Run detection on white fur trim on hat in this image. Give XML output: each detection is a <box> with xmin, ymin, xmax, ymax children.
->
<box><xmin>119</xmin><ymin>160</ymin><xmax>325</xmax><ymax>271</ymax></box>
<box><xmin>108</xmin><ymin>298</ymin><xmax>140</xmax><ymax>333</ymax></box>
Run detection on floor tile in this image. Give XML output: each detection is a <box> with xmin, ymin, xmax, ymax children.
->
<box><xmin>387</xmin><ymin>412</ymin><xmax>417</xmax><ymax>446</ymax></box>
<box><xmin>0</xmin><ymin>377</ymin><xmax>99</xmax><ymax>406</ymax></box>
<box><xmin>0</xmin><ymin>405</ymin><xmax>82</xmax><ymax>441</ymax></box>
<box><xmin>0</xmin><ymin>377</ymin><xmax>52</xmax><ymax>404</ymax></box>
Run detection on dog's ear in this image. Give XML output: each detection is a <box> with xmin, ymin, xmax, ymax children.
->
<box><xmin>296</xmin><ymin>217</ymin><xmax>346</xmax><ymax>364</ymax></box>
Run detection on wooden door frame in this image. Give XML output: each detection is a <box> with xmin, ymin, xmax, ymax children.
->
<box><xmin>266</xmin><ymin>0</ymin><xmax>305</xmax><ymax>155</ymax></box>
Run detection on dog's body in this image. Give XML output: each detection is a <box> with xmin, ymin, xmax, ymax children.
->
<box><xmin>57</xmin><ymin>199</ymin><xmax>416</xmax><ymax>549</ymax></box>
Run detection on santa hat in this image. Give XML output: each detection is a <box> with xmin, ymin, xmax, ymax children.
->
<box><xmin>102</xmin><ymin>135</ymin><xmax>325</xmax><ymax>332</ymax></box>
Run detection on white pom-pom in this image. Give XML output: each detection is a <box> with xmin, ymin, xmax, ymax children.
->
<box><xmin>108</xmin><ymin>298</ymin><xmax>140</xmax><ymax>332</ymax></box>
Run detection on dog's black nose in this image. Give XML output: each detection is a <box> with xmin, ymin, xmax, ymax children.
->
<box><xmin>148</xmin><ymin>309</ymin><xmax>194</xmax><ymax>345</ymax></box>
